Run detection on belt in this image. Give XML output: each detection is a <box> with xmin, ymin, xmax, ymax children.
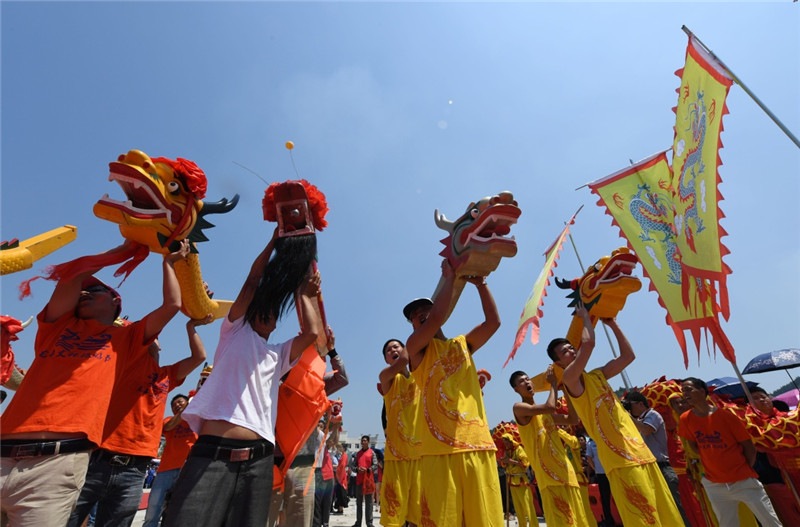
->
<box><xmin>0</xmin><ymin>438</ymin><xmax>95</xmax><ymax>459</ymax></box>
<box><xmin>190</xmin><ymin>441</ymin><xmax>273</xmax><ymax>463</ymax></box>
<box><xmin>94</xmin><ymin>448</ymin><xmax>152</xmax><ymax>467</ymax></box>
<box><xmin>291</xmin><ymin>454</ymin><xmax>316</xmax><ymax>467</ymax></box>
<box><xmin>657</xmin><ymin>460</ymin><xmax>672</xmax><ymax>468</ymax></box>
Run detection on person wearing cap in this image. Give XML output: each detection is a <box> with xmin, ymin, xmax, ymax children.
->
<box><xmin>510</xmin><ymin>367</ymin><xmax>593</xmax><ymax>527</ymax></box>
<box><xmin>67</xmin><ymin>302</ymin><xmax>211</xmax><ymax>527</ymax></box>
<box><xmin>378</xmin><ymin>338</ymin><xmax>421</xmax><ymax>527</ymax></box>
<box><xmin>1</xmin><ymin>240</ymin><xmax>188</xmax><ymax>527</ymax></box>
<box><xmin>162</xmin><ymin>230</ymin><xmax>323</xmax><ymax>527</ymax></box>
<box><xmin>548</xmin><ymin>305</ymin><xmax>683</xmax><ymax>526</ymax></box>
<box><xmin>403</xmin><ymin>259</ymin><xmax>504</xmax><ymax>526</ymax></box>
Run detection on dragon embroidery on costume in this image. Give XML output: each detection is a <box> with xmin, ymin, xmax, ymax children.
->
<box><xmin>674</xmin><ymin>90</ymin><xmax>708</xmax><ymax>253</ymax></box>
<box><xmin>93</xmin><ymin>149</ymin><xmax>238</xmax><ymax>320</ymax></box>
<box><xmin>555</xmin><ymin>247</ymin><xmax>642</xmax><ymax>348</ymax></box>
<box><xmin>433</xmin><ymin>191</ymin><xmax>521</xmax><ymax>319</ymax></box>
<box><xmin>629</xmin><ymin>184</ymin><xmax>681</xmax><ymax>285</ymax></box>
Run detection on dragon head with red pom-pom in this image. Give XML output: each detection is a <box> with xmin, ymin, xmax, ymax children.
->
<box><xmin>263</xmin><ymin>180</ymin><xmax>328</xmax><ymax>237</ymax></box>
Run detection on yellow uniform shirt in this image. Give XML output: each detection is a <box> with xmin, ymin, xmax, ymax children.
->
<box><xmin>519</xmin><ymin>414</ymin><xmax>579</xmax><ymax>490</ymax></box>
<box><xmin>383</xmin><ymin>372</ymin><xmax>421</xmax><ymax>461</ymax></box>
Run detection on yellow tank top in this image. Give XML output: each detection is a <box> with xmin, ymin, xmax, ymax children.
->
<box><xmin>518</xmin><ymin>414</ymin><xmax>579</xmax><ymax>490</ymax></box>
<box><xmin>383</xmin><ymin>372</ymin><xmax>421</xmax><ymax>461</ymax></box>
<box><xmin>567</xmin><ymin>369</ymin><xmax>654</xmax><ymax>471</ymax></box>
<box><xmin>410</xmin><ymin>335</ymin><xmax>495</xmax><ymax>455</ymax></box>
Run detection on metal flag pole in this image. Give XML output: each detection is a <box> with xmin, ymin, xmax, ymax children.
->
<box><xmin>566</xmin><ymin>231</ymin><xmax>633</xmax><ymax>390</ymax></box>
<box><xmin>682</xmin><ymin>25</ymin><xmax>800</xmax><ymax>149</ymax></box>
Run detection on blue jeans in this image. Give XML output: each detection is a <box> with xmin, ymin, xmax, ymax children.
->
<box><xmin>66</xmin><ymin>449</ymin><xmax>148</xmax><ymax>527</ymax></box>
<box><xmin>142</xmin><ymin>468</ymin><xmax>181</xmax><ymax>527</ymax></box>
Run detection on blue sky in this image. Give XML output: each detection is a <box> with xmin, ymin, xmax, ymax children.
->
<box><xmin>2</xmin><ymin>1</ymin><xmax>798</xmax><ymax>441</ymax></box>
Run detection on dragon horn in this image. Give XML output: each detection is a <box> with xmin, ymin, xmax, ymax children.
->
<box><xmin>434</xmin><ymin>209</ymin><xmax>453</xmax><ymax>231</ymax></box>
<box><xmin>200</xmin><ymin>194</ymin><xmax>240</xmax><ymax>216</ymax></box>
<box><xmin>554</xmin><ymin>277</ymin><xmax>574</xmax><ymax>290</ymax></box>
<box><xmin>20</xmin><ymin>316</ymin><xmax>34</xmax><ymax>329</ymax></box>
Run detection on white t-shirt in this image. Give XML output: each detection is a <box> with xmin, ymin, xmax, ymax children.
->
<box><xmin>182</xmin><ymin>315</ymin><xmax>297</xmax><ymax>444</ymax></box>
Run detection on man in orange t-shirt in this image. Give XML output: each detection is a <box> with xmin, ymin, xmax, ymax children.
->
<box><xmin>678</xmin><ymin>377</ymin><xmax>782</xmax><ymax>527</ymax></box>
<box><xmin>1</xmin><ymin>241</ymin><xmax>188</xmax><ymax>527</ymax></box>
<box><xmin>67</xmin><ymin>314</ymin><xmax>210</xmax><ymax>527</ymax></box>
<box><xmin>142</xmin><ymin>393</ymin><xmax>198</xmax><ymax>527</ymax></box>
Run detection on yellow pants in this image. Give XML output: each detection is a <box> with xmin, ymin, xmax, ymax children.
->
<box><xmin>419</xmin><ymin>451</ymin><xmax>504</xmax><ymax>527</ymax></box>
<box><xmin>509</xmin><ymin>483</ymin><xmax>536</xmax><ymax>527</ymax></box>
<box><xmin>538</xmin><ymin>483</ymin><xmax>594</xmax><ymax>527</ymax></box>
<box><xmin>607</xmin><ymin>462</ymin><xmax>682</xmax><ymax>526</ymax></box>
<box><xmin>380</xmin><ymin>459</ymin><xmax>420</xmax><ymax>527</ymax></box>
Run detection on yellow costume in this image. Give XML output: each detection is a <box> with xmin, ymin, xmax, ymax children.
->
<box><xmin>518</xmin><ymin>416</ymin><xmax>593</xmax><ymax>526</ymax></box>
<box><xmin>504</xmin><ymin>443</ymin><xmax>537</xmax><ymax>527</ymax></box>
<box><xmin>381</xmin><ymin>372</ymin><xmax>422</xmax><ymax>527</ymax></box>
<box><xmin>558</xmin><ymin>428</ymin><xmax>598</xmax><ymax>527</ymax></box>
<box><xmin>411</xmin><ymin>335</ymin><xmax>503</xmax><ymax>527</ymax></box>
<box><xmin>567</xmin><ymin>370</ymin><xmax>682</xmax><ymax>526</ymax></box>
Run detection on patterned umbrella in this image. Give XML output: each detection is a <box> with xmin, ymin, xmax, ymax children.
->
<box><xmin>742</xmin><ymin>348</ymin><xmax>800</xmax><ymax>391</ymax></box>
<box><xmin>707</xmin><ymin>376</ymin><xmax>759</xmax><ymax>400</ymax></box>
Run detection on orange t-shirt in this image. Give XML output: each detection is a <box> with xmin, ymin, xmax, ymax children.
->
<box><xmin>678</xmin><ymin>406</ymin><xmax>758</xmax><ymax>484</ymax></box>
<box><xmin>100</xmin><ymin>360</ymin><xmax>183</xmax><ymax>457</ymax></box>
<box><xmin>0</xmin><ymin>310</ymin><xmax>149</xmax><ymax>445</ymax></box>
<box><xmin>158</xmin><ymin>417</ymin><xmax>197</xmax><ymax>472</ymax></box>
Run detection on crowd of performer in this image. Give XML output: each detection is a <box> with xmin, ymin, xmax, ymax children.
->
<box><xmin>1</xmin><ymin>226</ymin><xmax>798</xmax><ymax>527</ymax></box>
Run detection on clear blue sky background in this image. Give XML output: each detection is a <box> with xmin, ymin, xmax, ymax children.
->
<box><xmin>2</xmin><ymin>1</ymin><xmax>798</xmax><ymax>442</ymax></box>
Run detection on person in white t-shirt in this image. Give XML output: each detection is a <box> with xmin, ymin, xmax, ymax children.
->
<box><xmin>163</xmin><ymin>230</ymin><xmax>322</xmax><ymax>527</ymax></box>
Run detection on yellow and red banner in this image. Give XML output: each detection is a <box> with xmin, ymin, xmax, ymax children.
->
<box><xmin>505</xmin><ymin>209</ymin><xmax>580</xmax><ymax>368</ymax></box>
<box><xmin>588</xmin><ymin>151</ymin><xmax>734</xmax><ymax>365</ymax></box>
<box><xmin>671</xmin><ymin>36</ymin><xmax>734</xmax><ymax>323</ymax></box>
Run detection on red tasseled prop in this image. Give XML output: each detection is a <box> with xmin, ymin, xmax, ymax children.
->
<box><xmin>1</xmin><ymin>316</ymin><xmax>23</xmax><ymax>385</ymax></box>
<box><xmin>18</xmin><ymin>243</ymin><xmax>150</xmax><ymax>299</ymax></box>
<box><xmin>151</xmin><ymin>156</ymin><xmax>208</xmax><ymax>199</ymax></box>
<box><xmin>262</xmin><ymin>180</ymin><xmax>328</xmax><ymax>232</ymax></box>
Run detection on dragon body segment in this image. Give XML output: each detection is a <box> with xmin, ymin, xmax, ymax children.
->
<box><xmin>432</xmin><ymin>191</ymin><xmax>521</xmax><ymax>319</ymax></box>
<box><xmin>629</xmin><ymin>184</ymin><xmax>681</xmax><ymax>285</ymax></box>
<box><xmin>1</xmin><ymin>226</ymin><xmax>77</xmax><ymax>276</ymax></box>
<box><xmin>556</xmin><ymin>248</ymin><xmax>642</xmax><ymax>348</ymax></box>
<box><xmin>94</xmin><ymin>150</ymin><xmax>238</xmax><ymax>320</ymax></box>
<box><xmin>675</xmin><ymin>90</ymin><xmax>707</xmax><ymax>252</ymax></box>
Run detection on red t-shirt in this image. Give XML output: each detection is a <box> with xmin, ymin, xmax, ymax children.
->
<box><xmin>678</xmin><ymin>406</ymin><xmax>758</xmax><ymax>484</ymax></box>
<box><xmin>100</xmin><ymin>358</ymin><xmax>184</xmax><ymax>457</ymax></box>
<box><xmin>158</xmin><ymin>417</ymin><xmax>198</xmax><ymax>472</ymax></box>
<box><xmin>0</xmin><ymin>310</ymin><xmax>149</xmax><ymax>445</ymax></box>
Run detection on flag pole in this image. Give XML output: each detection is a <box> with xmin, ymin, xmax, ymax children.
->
<box><xmin>566</xmin><ymin>231</ymin><xmax>633</xmax><ymax>390</ymax></box>
<box><xmin>682</xmin><ymin>25</ymin><xmax>800</xmax><ymax>149</ymax></box>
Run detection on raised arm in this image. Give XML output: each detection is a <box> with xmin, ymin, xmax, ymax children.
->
<box><xmin>143</xmin><ymin>240</ymin><xmax>191</xmax><ymax>344</ymax></box>
<box><xmin>405</xmin><ymin>260</ymin><xmax>455</xmax><ymax>370</ymax></box>
<box><xmin>379</xmin><ymin>351</ymin><xmax>408</xmax><ymax>395</ymax></box>
<box><xmin>513</xmin><ymin>366</ymin><xmax>559</xmax><ymax>426</ymax></box>
<box><xmin>600</xmin><ymin>317</ymin><xmax>634</xmax><ymax>380</ymax></box>
<box><xmin>228</xmin><ymin>230</ymin><xmax>278</xmax><ymax>322</ymax></box>
<box><xmin>552</xmin><ymin>385</ymin><xmax>580</xmax><ymax>427</ymax></box>
<box><xmin>289</xmin><ymin>271</ymin><xmax>322</xmax><ymax>363</ymax></box>
<box><xmin>323</xmin><ymin>327</ymin><xmax>349</xmax><ymax>396</ymax></box>
<box><xmin>43</xmin><ymin>241</ymin><xmax>133</xmax><ymax>323</ymax></box>
<box><xmin>173</xmin><ymin>314</ymin><xmax>213</xmax><ymax>381</ymax></box>
<box><xmin>464</xmin><ymin>277</ymin><xmax>501</xmax><ymax>354</ymax></box>
<box><xmin>560</xmin><ymin>304</ymin><xmax>595</xmax><ymax>396</ymax></box>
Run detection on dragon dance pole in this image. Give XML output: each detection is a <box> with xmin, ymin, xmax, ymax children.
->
<box><xmin>682</xmin><ymin>25</ymin><xmax>800</xmax><ymax>149</ymax></box>
<box><xmin>567</xmin><ymin>231</ymin><xmax>633</xmax><ymax>391</ymax></box>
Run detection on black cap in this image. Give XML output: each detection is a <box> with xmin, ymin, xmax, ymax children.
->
<box><xmin>402</xmin><ymin>298</ymin><xmax>433</xmax><ymax>321</ymax></box>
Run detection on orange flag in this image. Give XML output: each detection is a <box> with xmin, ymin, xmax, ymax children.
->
<box><xmin>588</xmin><ymin>151</ymin><xmax>734</xmax><ymax>366</ymax></box>
<box><xmin>671</xmin><ymin>35</ymin><xmax>734</xmax><ymax>325</ymax></box>
<box><xmin>505</xmin><ymin>208</ymin><xmax>580</xmax><ymax>368</ymax></box>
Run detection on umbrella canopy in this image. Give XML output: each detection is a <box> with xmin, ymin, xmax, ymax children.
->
<box><xmin>706</xmin><ymin>377</ymin><xmax>759</xmax><ymax>400</ymax></box>
<box><xmin>742</xmin><ymin>348</ymin><xmax>800</xmax><ymax>374</ymax></box>
<box><xmin>773</xmin><ymin>389</ymin><xmax>799</xmax><ymax>409</ymax></box>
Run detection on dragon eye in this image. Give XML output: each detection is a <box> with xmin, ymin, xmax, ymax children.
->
<box><xmin>167</xmin><ymin>182</ymin><xmax>181</xmax><ymax>194</ymax></box>
<box><xmin>470</xmin><ymin>208</ymin><xmax>479</xmax><ymax>218</ymax></box>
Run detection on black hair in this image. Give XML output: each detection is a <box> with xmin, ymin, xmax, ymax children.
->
<box><xmin>382</xmin><ymin>339</ymin><xmax>405</xmax><ymax>356</ymax></box>
<box><xmin>509</xmin><ymin>370</ymin><xmax>527</xmax><ymax>388</ymax></box>
<box><xmin>749</xmin><ymin>386</ymin><xmax>768</xmax><ymax>396</ymax></box>
<box><xmin>547</xmin><ymin>337</ymin><xmax>570</xmax><ymax>362</ymax></box>
<box><xmin>361</xmin><ymin>435</ymin><xmax>371</xmax><ymax>442</ymax></box>
<box><xmin>171</xmin><ymin>393</ymin><xmax>189</xmax><ymax>405</ymax></box>
<box><xmin>682</xmin><ymin>377</ymin><xmax>708</xmax><ymax>395</ymax></box>
<box><xmin>624</xmin><ymin>390</ymin><xmax>649</xmax><ymax>407</ymax></box>
<box><xmin>245</xmin><ymin>235</ymin><xmax>317</xmax><ymax>327</ymax></box>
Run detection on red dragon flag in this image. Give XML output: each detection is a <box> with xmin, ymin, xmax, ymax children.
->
<box><xmin>588</xmin><ymin>151</ymin><xmax>734</xmax><ymax>366</ymax></box>
<box><xmin>504</xmin><ymin>208</ymin><xmax>580</xmax><ymax>368</ymax></box>
<box><xmin>672</xmin><ymin>35</ymin><xmax>734</xmax><ymax>324</ymax></box>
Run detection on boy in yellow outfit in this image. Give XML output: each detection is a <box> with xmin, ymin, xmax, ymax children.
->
<box><xmin>500</xmin><ymin>434</ymin><xmax>536</xmax><ymax>527</ymax></box>
<box><xmin>511</xmin><ymin>367</ymin><xmax>595</xmax><ymax>527</ymax></box>
<box><xmin>548</xmin><ymin>305</ymin><xmax>683</xmax><ymax>526</ymax></box>
<box><xmin>378</xmin><ymin>339</ymin><xmax>421</xmax><ymax>527</ymax></box>
<box><xmin>404</xmin><ymin>260</ymin><xmax>504</xmax><ymax>527</ymax></box>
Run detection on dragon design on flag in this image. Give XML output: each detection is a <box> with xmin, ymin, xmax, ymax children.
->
<box><xmin>629</xmin><ymin>184</ymin><xmax>681</xmax><ymax>285</ymax></box>
<box><xmin>675</xmin><ymin>90</ymin><xmax>707</xmax><ymax>253</ymax></box>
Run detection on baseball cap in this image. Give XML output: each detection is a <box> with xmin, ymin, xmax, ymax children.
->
<box><xmin>402</xmin><ymin>297</ymin><xmax>433</xmax><ymax>321</ymax></box>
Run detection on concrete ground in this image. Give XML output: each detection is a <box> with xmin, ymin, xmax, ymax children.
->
<box><xmin>131</xmin><ymin>490</ymin><xmax>547</xmax><ymax>526</ymax></box>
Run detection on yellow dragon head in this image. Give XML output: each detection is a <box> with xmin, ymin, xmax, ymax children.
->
<box><xmin>94</xmin><ymin>149</ymin><xmax>238</xmax><ymax>254</ymax></box>
<box><xmin>556</xmin><ymin>247</ymin><xmax>642</xmax><ymax>348</ymax></box>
